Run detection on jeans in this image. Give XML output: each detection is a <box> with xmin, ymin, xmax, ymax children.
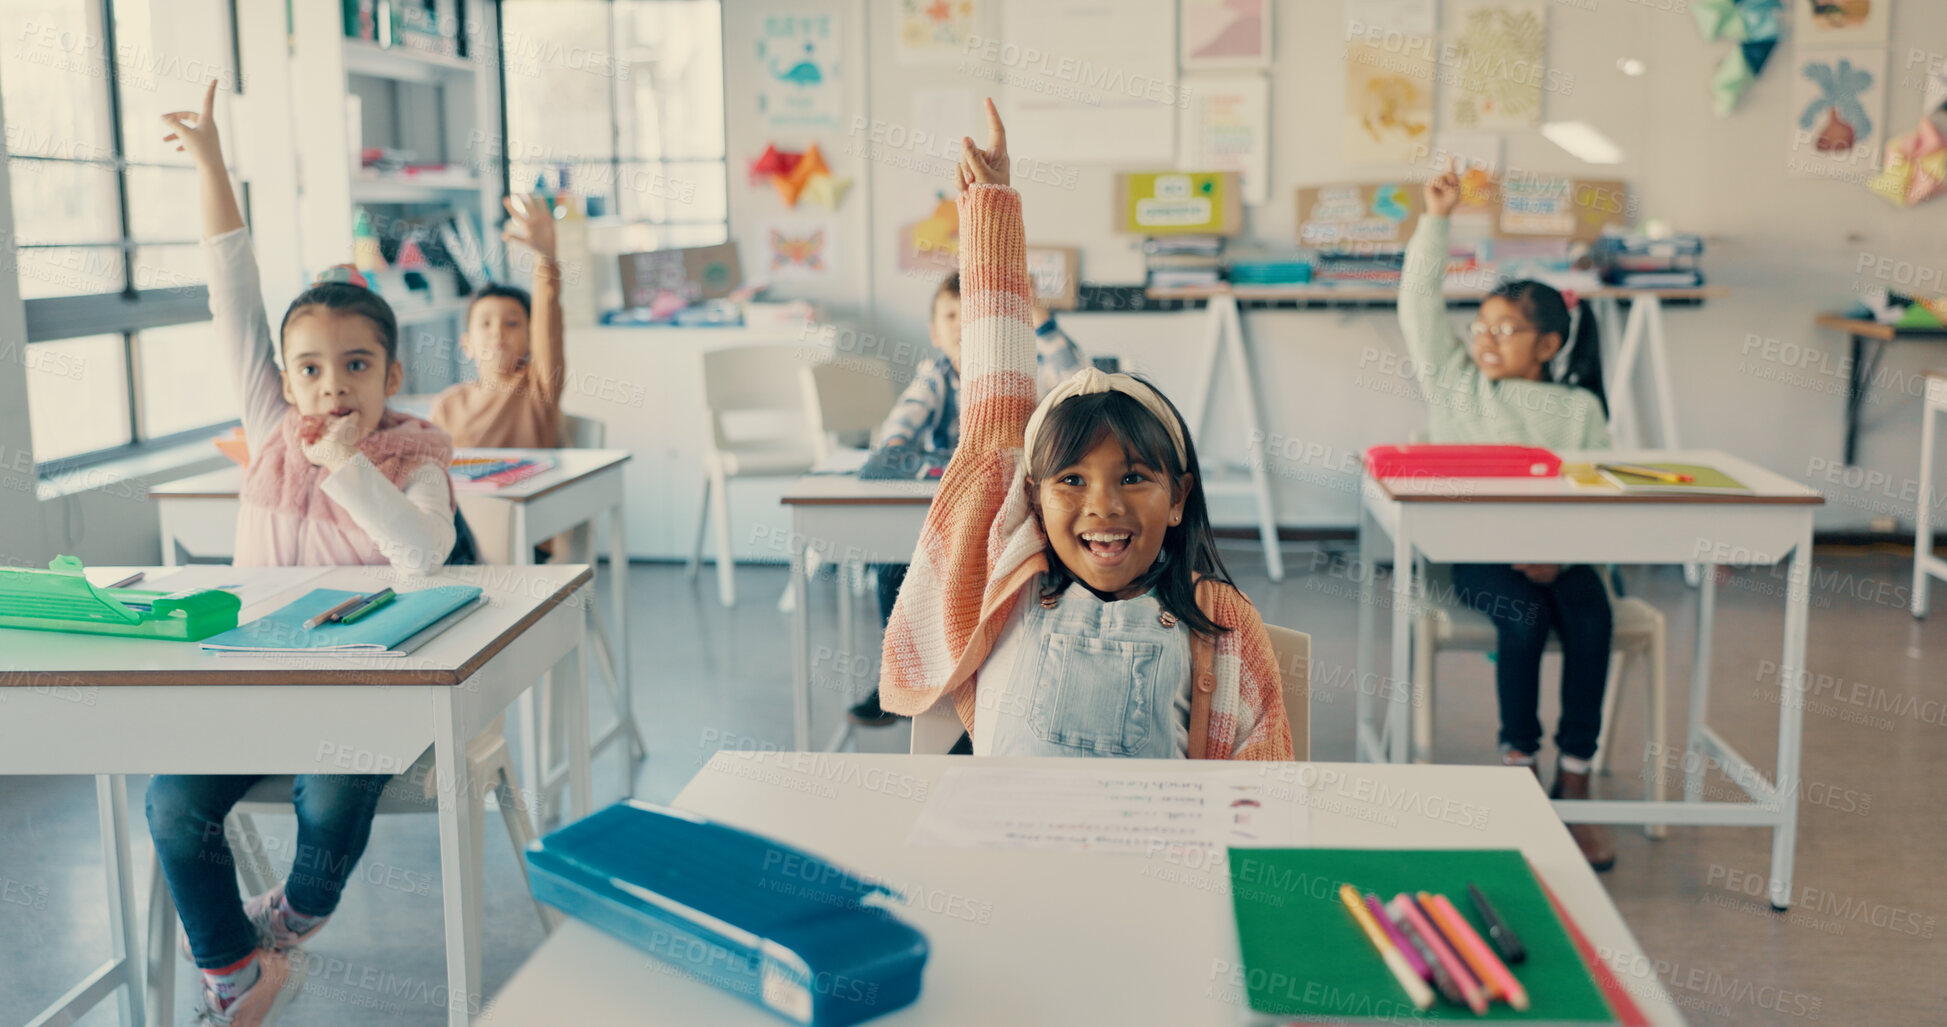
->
<box><xmin>1446</xmin><ymin>564</ymin><xmax>1613</xmax><ymax>760</ymax></box>
<box><xmin>147</xmin><ymin>773</ymin><xmax>389</xmax><ymax>969</ymax></box>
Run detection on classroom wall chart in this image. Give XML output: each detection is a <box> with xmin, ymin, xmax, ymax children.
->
<box><xmin>1441</xmin><ymin>0</ymin><xmax>1548</xmax><ymax>131</ymax></box>
<box><xmin>896</xmin><ymin>0</ymin><xmax>980</xmax><ymax>64</ymax></box>
<box><xmin>1787</xmin><ymin>48</ymin><xmax>1887</xmax><ymax>180</ymax></box>
<box><xmin>1179</xmin><ymin>0</ymin><xmax>1273</xmax><ymax>70</ymax></box>
<box><xmin>756</xmin><ymin>10</ymin><xmax>844</xmax><ymax>130</ymax></box>
<box><xmin>1794</xmin><ymin>0</ymin><xmax>1890</xmax><ymax>47</ymax></box>
<box><xmin>997</xmin><ymin>0</ymin><xmax>1177</xmax><ymax>163</ymax></box>
<box><xmin>1342</xmin><ymin>39</ymin><xmax>1435</xmax><ymax>165</ymax></box>
<box><xmin>1114</xmin><ymin>171</ymin><xmax>1244</xmax><ymax>235</ymax></box>
<box><xmin>1178</xmin><ymin>75</ymin><xmax>1271</xmax><ymax>204</ymax></box>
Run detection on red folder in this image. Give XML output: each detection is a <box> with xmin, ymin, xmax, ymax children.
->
<box><xmin>1364</xmin><ymin>444</ymin><xmax>1561</xmax><ymax>479</ymax></box>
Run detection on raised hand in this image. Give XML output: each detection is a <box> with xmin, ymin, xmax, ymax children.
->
<box><xmin>161</xmin><ymin>79</ymin><xmax>223</xmax><ymax>168</ymax></box>
<box><xmin>956</xmin><ymin>97</ymin><xmax>1009</xmax><ymax>193</ymax></box>
<box><xmin>501</xmin><ymin>193</ymin><xmax>557</xmax><ymax>261</ymax></box>
<box><xmin>1424</xmin><ymin>155</ymin><xmax>1461</xmax><ymax>218</ymax></box>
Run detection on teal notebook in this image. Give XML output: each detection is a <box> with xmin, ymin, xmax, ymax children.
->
<box><xmin>199</xmin><ymin>586</ymin><xmax>484</xmax><ymax>656</ymax></box>
<box><xmin>1227</xmin><ymin>848</ymin><xmax>1616</xmax><ymax>1024</ymax></box>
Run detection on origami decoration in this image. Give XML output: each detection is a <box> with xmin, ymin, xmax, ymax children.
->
<box><xmin>1698</xmin><ymin>0</ymin><xmax>1782</xmax><ymax>117</ymax></box>
<box><xmin>773</xmin><ymin>144</ymin><xmax>828</xmax><ymax>207</ymax></box>
<box><xmin>747</xmin><ymin>143</ymin><xmax>802</xmax><ymax>186</ymax></box>
<box><xmin>1866</xmin><ymin>117</ymin><xmax>1946</xmax><ymax>207</ymax></box>
<box><xmin>801</xmin><ymin>172</ymin><xmax>852</xmax><ymax>211</ymax></box>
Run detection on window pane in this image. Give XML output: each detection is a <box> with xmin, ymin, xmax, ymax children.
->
<box><xmin>9</xmin><ymin>245</ymin><xmax>125</xmax><ymax>299</ymax></box>
<box><xmin>24</xmin><ymin>334</ymin><xmax>131</xmax><ymax>461</ymax></box>
<box><xmin>0</xmin><ymin>0</ymin><xmax>116</xmax><ymax>160</ymax></box>
<box><xmin>131</xmin><ymin>243</ymin><xmax>205</xmax><ymax>292</ymax></box>
<box><xmin>6</xmin><ymin>159</ymin><xmax>121</xmax><ymax>245</ymax></box>
<box><xmin>127</xmin><ymin>166</ymin><xmax>202</xmax><ymax>241</ymax></box>
<box><xmin>615</xmin><ymin>160</ymin><xmax>725</xmax><ymax>224</ymax></box>
<box><xmin>615</xmin><ymin>1</ymin><xmax>724</xmax><ymax>161</ymax></box>
<box><xmin>136</xmin><ymin>321</ymin><xmax>235</xmax><ymax>437</ymax></box>
<box><xmin>501</xmin><ymin>2</ymin><xmax>619</xmax><ymax>165</ymax></box>
<box><xmin>110</xmin><ymin>0</ymin><xmax>239</xmax><ymax>168</ymax></box>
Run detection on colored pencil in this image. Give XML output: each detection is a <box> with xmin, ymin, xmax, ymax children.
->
<box><xmin>1424</xmin><ymin>891</ymin><xmax>1530</xmax><ymax>1012</ymax></box>
<box><xmin>1340</xmin><ymin>884</ymin><xmax>1435</xmax><ymax>1011</ymax></box>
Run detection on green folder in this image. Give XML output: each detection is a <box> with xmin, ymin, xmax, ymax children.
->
<box><xmin>1597</xmin><ymin>463</ymin><xmax>1749</xmax><ymax>495</ymax></box>
<box><xmin>1227</xmin><ymin>848</ymin><xmax>1615</xmax><ymax>1023</ymax></box>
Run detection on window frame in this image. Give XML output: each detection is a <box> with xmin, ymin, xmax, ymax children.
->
<box><xmin>498</xmin><ymin>0</ymin><xmax>729</xmax><ymax>241</ymax></box>
<box><xmin>14</xmin><ymin>0</ymin><xmax>246</xmax><ymax>473</ymax></box>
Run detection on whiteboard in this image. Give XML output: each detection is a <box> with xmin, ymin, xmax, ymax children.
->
<box><xmin>993</xmin><ymin>0</ymin><xmax>1177</xmax><ymax>164</ymax></box>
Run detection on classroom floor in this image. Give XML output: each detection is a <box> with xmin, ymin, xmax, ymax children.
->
<box><xmin>3</xmin><ymin>546</ymin><xmax>1942</xmax><ymax>1025</ymax></box>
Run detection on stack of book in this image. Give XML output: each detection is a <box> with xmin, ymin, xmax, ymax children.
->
<box><xmin>1592</xmin><ymin>233</ymin><xmax>1705</xmax><ymax>288</ymax></box>
<box><xmin>1312</xmin><ymin>248</ymin><xmax>1407</xmax><ymax>288</ymax></box>
<box><xmin>1227</xmin><ymin>254</ymin><xmax>1314</xmax><ymax>287</ymax></box>
<box><xmin>1144</xmin><ymin>236</ymin><xmax>1224</xmax><ymax>291</ymax></box>
<box><xmin>450</xmin><ymin>456</ymin><xmax>554</xmax><ymax>491</ymax></box>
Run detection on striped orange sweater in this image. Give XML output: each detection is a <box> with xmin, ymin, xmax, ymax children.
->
<box><xmin>878</xmin><ymin>184</ymin><xmax>1292</xmax><ymax>761</ymax></box>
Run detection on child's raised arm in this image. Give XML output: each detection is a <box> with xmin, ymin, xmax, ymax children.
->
<box><xmin>164</xmin><ymin>80</ymin><xmax>284</xmax><ymax>459</ymax></box>
<box><xmin>1399</xmin><ymin>158</ymin><xmax>1466</xmax><ymax>384</ymax></box>
<box><xmin>881</xmin><ymin>100</ymin><xmax>1038</xmax><ymax>710</ymax></box>
<box><xmin>502</xmin><ymin>194</ymin><xmax>565</xmax><ymax>405</ymax></box>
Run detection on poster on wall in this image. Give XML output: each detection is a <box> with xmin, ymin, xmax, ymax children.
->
<box><xmin>1114</xmin><ymin>171</ymin><xmax>1244</xmax><ymax>235</ymax></box>
<box><xmin>1295</xmin><ymin>183</ymin><xmax>1423</xmax><ymax>248</ymax></box>
<box><xmin>1180</xmin><ymin>0</ymin><xmax>1272</xmax><ymax>69</ymax></box>
<box><xmin>1342</xmin><ymin>39</ymin><xmax>1434</xmax><ymax>165</ymax></box>
<box><xmin>1344</xmin><ymin>0</ymin><xmax>1435</xmax><ymax>36</ymax></box>
<box><xmin>1787</xmin><ymin>48</ymin><xmax>1886</xmax><ymax>179</ymax></box>
<box><xmin>1178</xmin><ymin>75</ymin><xmax>1270</xmax><ymax>204</ymax></box>
<box><xmin>998</xmin><ymin>0</ymin><xmax>1177</xmax><ymax>163</ymax></box>
<box><xmin>763</xmin><ymin>218</ymin><xmax>838</xmax><ymax>278</ymax></box>
<box><xmin>1794</xmin><ymin>0</ymin><xmax>1890</xmax><ymax>47</ymax></box>
<box><xmin>1441</xmin><ymin>0</ymin><xmax>1548</xmax><ymax>131</ymax></box>
<box><xmin>897</xmin><ymin>0</ymin><xmax>979</xmax><ymax>64</ymax></box>
<box><xmin>756</xmin><ymin>11</ymin><xmax>843</xmax><ymax>130</ymax></box>
<box><xmin>898</xmin><ymin>195</ymin><xmax>960</xmax><ymax>272</ymax></box>
<box><xmin>1498</xmin><ymin>176</ymin><xmax>1629</xmax><ymax>241</ymax></box>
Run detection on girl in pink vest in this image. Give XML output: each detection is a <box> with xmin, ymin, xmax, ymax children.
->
<box><xmin>147</xmin><ymin>81</ymin><xmax>458</xmax><ymax>1026</ymax></box>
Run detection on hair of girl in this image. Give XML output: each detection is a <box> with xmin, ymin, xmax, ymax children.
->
<box><xmin>1487</xmin><ymin>279</ymin><xmax>1606</xmax><ymax>416</ymax></box>
<box><xmin>1025</xmin><ymin>375</ymin><xmax>1233</xmax><ymax>637</ymax></box>
<box><xmin>278</xmin><ymin>282</ymin><xmax>400</xmax><ymax>365</ymax></box>
<box><xmin>466</xmin><ymin>281</ymin><xmax>533</xmax><ymax>320</ymax></box>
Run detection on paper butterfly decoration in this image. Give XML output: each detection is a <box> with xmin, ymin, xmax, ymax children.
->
<box><xmin>770</xmin><ymin>229</ymin><xmax>826</xmax><ymax>271</ymax></box>
<box><xmin>1694</xmin><ymin>0</ymin><xmax>1783</xmax><ymax>117</ymax></box>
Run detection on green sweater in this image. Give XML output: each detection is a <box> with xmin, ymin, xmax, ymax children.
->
<box><xmin>1398</xmin><ymin>216</ymin><xmax>1611</xmax><ymax>451</ymax></box>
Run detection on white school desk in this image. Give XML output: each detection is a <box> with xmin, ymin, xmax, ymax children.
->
<box><xmin>779</xmin><ymin>475</ymin><xmax>937</xmax><ymax>751</ymax></box>
<box><xmin>3</xmin><ymin>563</ymin><xmax>595</xmax><ymax>1027</ymax></box>
<box><xmin>148</xmin><ymin>448</ymin><xmax>640</xmax><ymax>820</ymax></box>
<box><xmin>1910</xmin><ymin>370</ymin><xmax>1947</xmax><ymax>617</ymax></box>
<box><xmin>1355</xmin><ymin>449</ymin><xmax>1823</xmax><ymax>909</ymax></box>
<box><xmin>484</xmin><ymin>753</ymin><xmax>1684</xmax><ymax>1026</ymax></box>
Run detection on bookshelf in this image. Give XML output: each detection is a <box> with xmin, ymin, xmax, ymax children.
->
<box><xmin>290</xmin><ymin>0</ymin><xmax>505</xmax><ymax>395</ymax></box>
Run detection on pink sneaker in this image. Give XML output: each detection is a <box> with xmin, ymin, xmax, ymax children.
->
<box><xmin>194</xmin><ymin>947</ymin><xmax>306</xmax><ymax>1026</ymax></box>
<box><xmin>182</xmin><ymin>885</ymin><xmax>331</xmax><ymax>959</ymax></box>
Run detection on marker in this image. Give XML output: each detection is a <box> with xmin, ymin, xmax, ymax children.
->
<box><xmin>1599</xmin><ymin>462</ymin><xmax>1693</xmax><ymax>483</ymax></box>
<box><xmin>1365</xmin><ymin>893</ymin><xmax>1429</xmax><ymax>982</ymax></box>
<box><xmin>1340</xmin><ymin>884</ymin><xmax>1434</xmax><ymax>1011</ymax></box>
<box><xmin>1386</xmin><ymin>898</ymin><xmax>1467</xmax><ymax>1008</ymax></box>
<box><xmin>1467</xmin><ymin>883</ymin><xmax>1527</xmax><ymax>964</ymax></box>
<box><xmin>335</xmin><ymin>588</ymin><xmax>395</xmax><ymax>625</ymax></box>
<box><xmin>303</xmin><ymin>593</ymin><xmax>370</xmax><ymax>631</ymax></box>
<box><xmin>1394</xmin><ymin>893</ymin><xmax>1487</xmax><ymax>1015</ymax></box>
<box><xmin>1423</xmin><ymin>891</ymin><xmax>1529</xmax><ymax>1012</ymax></box>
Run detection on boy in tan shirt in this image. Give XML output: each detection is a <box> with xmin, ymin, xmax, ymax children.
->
<box><xmin>432</xmin><ymin>193</ymin><xmax>565</xmax><ymax>448</ymax></box>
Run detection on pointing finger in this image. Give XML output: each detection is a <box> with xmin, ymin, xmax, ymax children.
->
<box><xmin>983</xmin><ymin>97</ymin><xmax>1005</xmax><ymax>153</ymax></box>
<box><xmin>200</xmin><ymin>78</ymin><xmax>217</xmax><ymax>125</ymax></box>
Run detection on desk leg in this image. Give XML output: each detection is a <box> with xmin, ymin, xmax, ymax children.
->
<box><xmin>1685</xmin><ymin>566</ymin><xmax>1716</xmax><ymax>804</ymax></box>
<box><xmin>1642</xmin><ymin>296</ymin><xmax>1681</xmax><ymax>448</ymax></box>
<box><xmin>1768</xmin><ymin>525</ymin><xmax>1814</xmax><ymax>910</ymax></box>
<box><xmin>100</xmin><ymin>774</ymin><xmax>145</xmax><ymax>1027</ymax></box>
<box><xmin>1915</xmin><ymin>399</ymin><xmax>1938</xmax><ymax>617</ymax></box>
<box><xmin>1608</xmin><ymin>299</ymin><xmax>1651</xmax><ymax>449</ymax></box>
<box><xmin>609</xmin><ymin>502</ymin><xmax>644</xmax><ymax>762</ymax></box>
<box><xmin>1221</xmin><ymin>295</ymin><xmax>1284</xmax><ymax>582</ymax></box>
<box><xmin>1844</xmin><ymin>334</ymin><xmax>1887</xmax><ymax>466</ymax></box>
<box><xmin>511</xmin><ymin>506</ymin><xmax>548</xmax><ymax>829</ymax></box>
<box><xmin>1355</xmin><ymin>494</ymin><xmax>1377</xmax><ymax>762</ymax></box>
<box><xmin>433</xmin><ymin>695</ymin><xmax>484</xmax><ymax>1027</ymax></box>
<box><xmin>791</xmin><ymin>528</ymin><xmax>812</xmax><ymax>751</ymax></box>
<box><xmin>561</xmin><ymin>639</ymin><xmax>593</xmax><ymax>820</ymax></box>
<box><xmin>1387</xmin><ymin>518</ymin><xmax>1415</xmax><ymax>764</ymax></box>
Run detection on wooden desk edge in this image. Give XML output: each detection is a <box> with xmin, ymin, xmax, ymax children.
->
<box><xmin>1385</xmin><ymin>491</ymin><xmax>1825</xmax><ymax>505</ymax></box>
<box><xmin>0</xmin><ymin>567</ymin><xmax>594</xmax><ymax>687</ymax></box>
<box><xmin>1145</xmin><ymin>285</ymin><xmax>1730</xmax><ymax>302</ymax></box>
<box><xmin>1815</xmin><ymin>314</ymin><xmax>1947</xmax><ymax>341</ymax></box>
<box><xmin>154</xmin><ymin>454</ymin><xmax>631</xmax><ymax>503</ymax></box>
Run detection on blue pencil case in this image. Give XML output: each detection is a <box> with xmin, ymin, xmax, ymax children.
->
<box><xmin>526</xmin><ymin>801</ymin><xmax>928</xmax><ymax>1026</ymax></box>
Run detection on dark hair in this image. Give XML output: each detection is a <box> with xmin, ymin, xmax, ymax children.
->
<box><xmin>1027</xmin><ymin>378</ymin><xmax>1232</xmax><ymax>637</ymax></box>
<box><xmin>467</xmin><ymin>282</ymin><xmax>533</xmax><ymax>322</ymax></box>
<box><xmin>933</xmin><ymin>272</ymin><xmax>960</xmax><ymax>310</ymax></box>
<box><xmin>1487</xmin><ymin>279</ymin><xmax>1605</xmax><ymax>416</ymax></box>
<box><xmin>279</xmin><ymin>283</ymin><xmax>399</xmax><ymax>364</ymax></box>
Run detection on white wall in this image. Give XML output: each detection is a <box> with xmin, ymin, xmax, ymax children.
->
<box><xmin>726</xmin><ymin>0</ymin><xmax>1947</xmax><ymax>531</ymax></box>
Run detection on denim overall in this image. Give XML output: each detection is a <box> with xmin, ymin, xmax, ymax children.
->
<box><xmin>984</xmin><ymin>578</ymin><xmax>1191</xmax><ymax>757</ymax></box>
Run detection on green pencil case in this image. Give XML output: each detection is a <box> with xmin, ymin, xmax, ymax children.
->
<box><xmin>0</xmin><ymin>556</ymin><xmax>241</xmax><ymax>642</ymax></box>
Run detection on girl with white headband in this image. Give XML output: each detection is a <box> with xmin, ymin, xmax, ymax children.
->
<box><xmin>877</xmin><ymin>100</ymin><xmax>1293</xmax><ymax>760</ymax></box>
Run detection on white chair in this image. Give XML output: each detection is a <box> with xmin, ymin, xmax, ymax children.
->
<box><xmin>908</xmin><ymin>624</ymin><xmax>1312</xmax><ymax>758</ymax></box>
<box><xmin>145</xmin><ymin>722</ymin><xmax>553</xmax><ymax>1023</ymax></box>
<box><xmin>1410</xmin><ymin>565</ymin><xmax>1668</xmax><ymax>837</ymax></box>
<box><xmin>686</xmin><ymin>345</ymin><xmax>817</xmax><ymax>607</ymax></box>
<box><xmin>799</xmin><ymin>359</ymin><xmax>897</xmax><ymax>462</ymax></box>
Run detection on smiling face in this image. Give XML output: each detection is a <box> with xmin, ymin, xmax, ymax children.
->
<box><xmin>462</xmin><ymin>295</ymin><xmax>532</xmax><ymax>380</ymax></box>
<box><xmin>280</xmin><ymin>309</ymin><xmax>402</xmax><ymax>438</ymax></box>
<box><xmin>1032</xmin><ymin>430</ymin><xmax>1190</xmax><ymax>598</ymax></box>
<box><xmin>1470</xmin><ymin>295</ymin><xmax>1562</xmax><ymax>382</ymax></box>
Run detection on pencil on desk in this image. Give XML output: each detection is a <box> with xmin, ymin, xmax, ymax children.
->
<box><xmin>1393</xmin><ymin>893</ymin><xmax>1487</xmax><ymax>1015</ymax></box>
<box><xmin>303</xmin><ymin>593</ymin><xmax>369</xmax><ymax>631</ymax></box>
<box><xmin>1340</xmin><ymin>884</ymin><xmax>1434</xmax><ymax>1011</ymax></box>
<box><xmin>1599</xmin><ymin>462</ymin><xmax>1693</xmax><ymax>483</ymax></box>
<box><xmin>1424</xmin><ymin>891</ymin><xmax>1529</xmax><ymax>1012</ymax></box>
